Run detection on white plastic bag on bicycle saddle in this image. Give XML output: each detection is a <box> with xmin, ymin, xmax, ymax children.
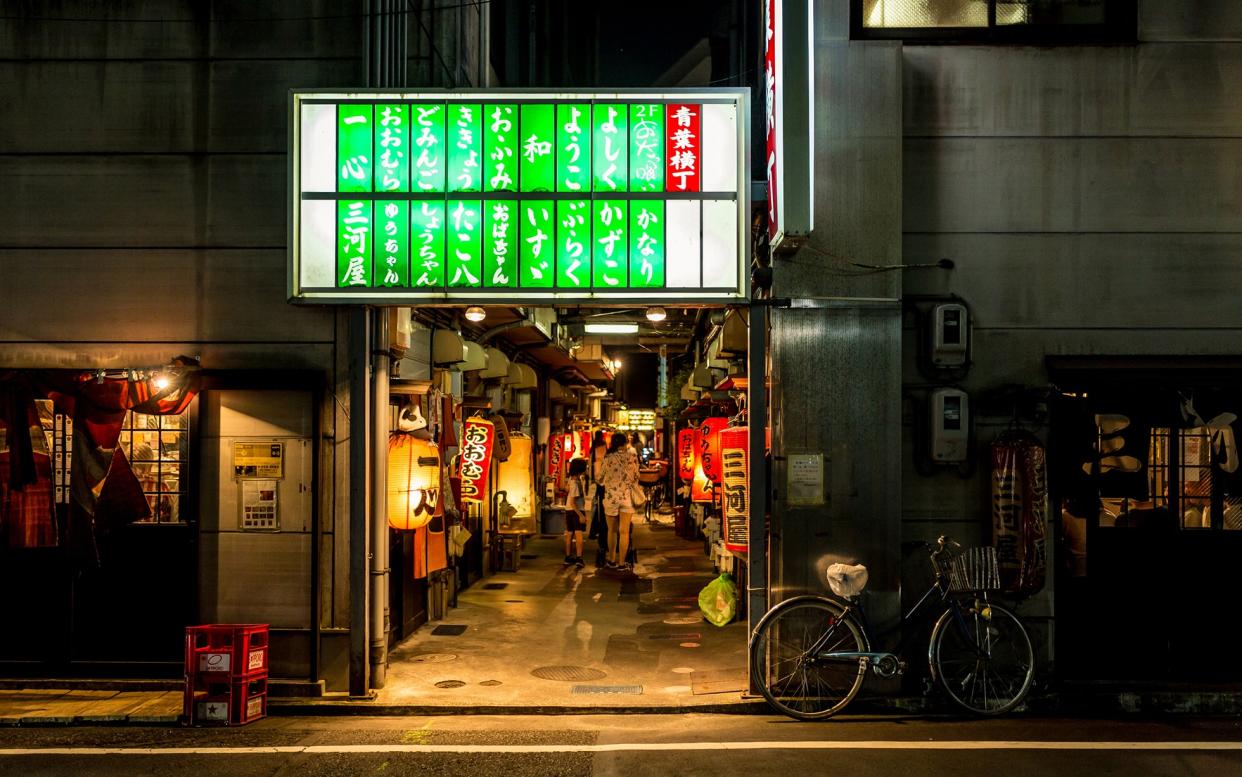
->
<box><xmin>826</xmin><ymin>563</ymin><xmax>869</xmax><ymax>598</ymax></box>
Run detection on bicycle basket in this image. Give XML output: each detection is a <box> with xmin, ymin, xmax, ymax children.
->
<box><xmin>943</xmin><ymin>546</ymin><xmax>1000</xmax><ymax>593</ymax></box>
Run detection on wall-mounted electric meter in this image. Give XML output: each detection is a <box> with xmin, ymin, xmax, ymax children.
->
<box><xmin>930</xmin><ymin>388</ymin><xmax>970</xmax><ymax>463</ymax></box>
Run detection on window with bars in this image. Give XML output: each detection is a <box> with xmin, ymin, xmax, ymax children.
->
<box><xmin>853</xmin><ymin>0</ymin><xmax>1135</xmax><ymax>42</ymax></box>
<box><xmin>118</xmin><ymin>409</ymin><xmax>190</xmax><ymax>524</ymax></box>
<box><xmin>1100</xmin><ymin>426</ymin><xmax>1242</xmax><ymax>531</ymax></box>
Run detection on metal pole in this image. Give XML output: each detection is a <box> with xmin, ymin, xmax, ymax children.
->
<box><xmin>369</xmin><ymin>309</ymin><xmax>391</xmax><ymax>688</ymax></box>
<box><xmin>746</xmin><ymin>303</ymin><xmax>769</xmax><ymax>689</ymax></box>
<box><xmin>348</xmin><ymin>307</ymin><xmax>370</xmax><ymax>697</ymax></box>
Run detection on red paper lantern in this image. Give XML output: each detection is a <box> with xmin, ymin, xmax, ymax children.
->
<box><xmin>699</xmin><ymin>417</ymin><xmax>728</xmax><ymax>483</ymax></box>
<box><xmin>677</xmin><ymin>428</ymin><xmax>697</xmax><ymax>482</ymax></box>
<box><xmin>458</xmin><ymin>417</ymin><xmax>495</xmax><ymax>504</ymax></box>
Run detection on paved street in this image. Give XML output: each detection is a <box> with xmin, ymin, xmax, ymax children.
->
<box><xmin>2</xmin><ymin>714</ymin><xmax>1240</xmax><ymax>776</ymax></box>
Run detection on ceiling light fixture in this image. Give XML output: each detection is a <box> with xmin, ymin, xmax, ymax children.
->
<box><xmin>584</xmin><ymin>322</ymin><xmax>638</xmax><ymax>334</ymax></box>
<box><xmin>464</xmin><ymin>306</ymin><xmax>487</xmax><ymax>323</ymax></box>
<box><xmin>645</xmin><ymin>306</ymin><xmax>667</xmax><ymax>322</ymax></box>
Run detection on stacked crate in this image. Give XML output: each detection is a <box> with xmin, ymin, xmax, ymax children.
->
<box><xmin>184</xmin><ymin>624</ymin><xmax>269</xmax><ymax>726</ymax></box>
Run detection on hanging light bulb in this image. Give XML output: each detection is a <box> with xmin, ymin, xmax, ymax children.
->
<box><xmin>464</xmin><ymin>306</ymin><xmax>487</xmax><ymax>323</ymax></box>
<box><xmin>645</xmin><ymin>306</ymin><xmax>667</xmax><ymax>322</ymax></box>
<box><xmin>153</xmin><ymin>372</ymin><xmax>171</xmax><ymax>390</ymax></box>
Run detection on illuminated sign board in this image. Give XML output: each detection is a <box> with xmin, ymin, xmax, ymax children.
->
<box><xmin>289</xmin><ymin>90</ymin><xmax>749</xmax><ymax>303</ymax></box>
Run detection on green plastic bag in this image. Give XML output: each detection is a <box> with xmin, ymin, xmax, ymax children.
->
<box><xmin>698</xmin><ymin>573</ymin><xmax>738</xmax><ymax>627</ymax></box>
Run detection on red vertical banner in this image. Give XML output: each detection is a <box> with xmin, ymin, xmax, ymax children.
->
<box><xmin>720</xmin><ymin>427</ymin><xmax>749</xmax><ymax>553</ymax></box>
<box><xmin>699</xmin><ymin>416</ymin><xmax>728</xmax><ymax>483</ymax></box>
<box><xmin>765</xmin><ymin>0</ymin><xmax>779</xmax><ymax>240</ymax></box>
<box><xmin>666</xmin><ymin>103</ymin><xmax>700</xmax><ymax>192</ymax></box>
<box><xmin>548</xmin><ymin>433</ymin><xmax>566</xmax><ymax>491</ymax></box>
<box><xmin>458</xmin><ymin>417</ymin><xmax>495</xmax><ymax>504</ymax></box>
<box><xmin>677</xmin><ymin>427</ymin><xmax>697</xmax><ymax>481</ymax></box>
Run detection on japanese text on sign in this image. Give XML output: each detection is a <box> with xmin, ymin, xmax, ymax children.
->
<box><xmin>292</xmin><ymin>90</ymin><xmax>747</xmax><ymax>302</ymax></box>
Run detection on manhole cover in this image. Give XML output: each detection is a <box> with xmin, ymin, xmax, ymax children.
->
<box><xmin>649</xmin><ymin>632</ymin><xmax>701</xmax><ymax>640</ymax></box>
<box><xmin>663</xmin><ymin>614</ymin><xmax>702</xmax><ymax>625</ymax></box>
<box><xmin>571</xmin><ymin>684</ymin><xmax>643</xmax><ymax>695</ymax></box>
<box><xmin>479</xmin><ymin>680</ymin><xmax>503</xmax><ymax>687</ymax></box>
<box><xmin>431</xmin><ymin>624</ymin><xmax>468</xmax><ymax>636</ymax></box>
<box><xmin>505</xmin><ymin>599</ymin><xmax>525</xmax><ymax>603</ymax></box>
<box><xmin>531</xmin><ymin>665</ymin><xmax>607</xmax><ymax>682</ymax></box>
<box><xmin>482</xmin><ymin>583</ymin><xmax>509</xmax><ymax>590</ymax></box>
<box><xmin>409</xmin><ymin>653</ymin><xmax>458</xmax><ymax>664</ymax></box>
<box><xmin>434</xmin><ymin>680</ymin><xmax>466</xmax><ymax>689</ymax></box>
<box><xmin>679</xmin><ymin>642</ymin><xmax>701</xmax><ymax>648</ymax></box>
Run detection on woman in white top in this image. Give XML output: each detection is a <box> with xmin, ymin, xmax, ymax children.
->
<box><xmin>600</xmin><ymin>431</ymin><xmax>640</xmax><ymax>569</ymax></box>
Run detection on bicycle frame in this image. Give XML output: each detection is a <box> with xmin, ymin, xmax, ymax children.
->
<box><xmin>809</xmin><ymin>565</ymin><xmax>989</xmax><ymax>671</ymax></box>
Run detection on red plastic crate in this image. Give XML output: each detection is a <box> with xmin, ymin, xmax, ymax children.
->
<box><xmin>185</xmin><ymin>624</ymin><xmax>269</xmax><ymax>681</ymax></box>
<box><xmin>186</xmin><ymin>676</ymin><xmax>267</xmax><ymax>726</ymax></box>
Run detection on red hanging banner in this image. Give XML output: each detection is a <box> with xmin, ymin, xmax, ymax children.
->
<box><xmin>699</xmin><ymin>416</ymin><xmax>728</xmax><ymax>483</ymax></box>
<box><xmin>458</xmin><ymin>417</ymin><xmax>495</xmax><ymax>504</ymax></box>
<box><xmin>677</xmin><ymin>427</ymin><xmax>697</xmax><ymax>481</ymax></box>
<box><xmin>720</xmin><ymin>427</ymin><xmax>749</xmax><ymax>553</ymax></box>
<box><xmin>666</xmin><ymin>103</ymin><xmax>700</xmax><ymax>192</ymax></box>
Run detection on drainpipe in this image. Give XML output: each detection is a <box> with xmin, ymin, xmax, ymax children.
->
<box><xmin>370</xmin><ymin>308</ymin><xmax>391</xmax><ymax>688</ymax></box>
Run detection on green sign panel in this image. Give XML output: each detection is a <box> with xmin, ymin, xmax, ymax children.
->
<box><xmin>293</xmin><ymin>90</ymin><xmax>747</xmax><ymax>301</ymax></box>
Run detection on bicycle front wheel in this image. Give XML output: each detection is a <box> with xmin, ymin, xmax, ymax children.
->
<box><xmin>750</xmin><ymin>597</ymin><xmax>868</xmax><ymax>721</ymax></box>
<box><xmin>930</xmin><ymin>601</ymin><xmax>1034</xmax><ymax>715</ymax></box>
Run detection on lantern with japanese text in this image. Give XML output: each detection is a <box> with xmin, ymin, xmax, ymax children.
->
<box><xmin>720</xmin><ymin>426</ymin><xmax>748</xmax><ymax>553</ymax></box>
<box><xmin>388</xmin><ymin>434</ymin><xmax>441</xmax><ymax>530</ymax></box>
<box><xmin>458</xmin><ymin>417</ymin><xmax>495</xmax><ymax>504</ymax></box>
<box><xmin>497</xmin><ymin>434</ymin><xmax>535</xmax><ymax>520</ymax></box>
<box><xmin>699</xmin><ymin>416</ymin><xmax>729</xmax><ymax>483</ymax></box>
<box><xmin>677</xmin><ymin>427</ymin><xmax>697</xmax><ymax>482</ymax></box>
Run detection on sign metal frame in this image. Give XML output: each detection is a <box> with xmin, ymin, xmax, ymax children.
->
<box><xmin>287</xmin><ymin>88</ymin><xmax>750</xmax><ymax>305</ymax></box>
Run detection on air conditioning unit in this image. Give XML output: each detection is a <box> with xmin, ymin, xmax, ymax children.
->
<box><xmin>479</xmin><ymin>347</ymin><xmax>510</xmax><ymax>379</ymax></box>
<box><xmin>431</xmin><ymin>330</ymin><xmax>465</xmax><ymax>365</ymax></box>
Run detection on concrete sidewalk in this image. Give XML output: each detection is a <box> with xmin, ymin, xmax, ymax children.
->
<box><xmin>0</xmin><ymin>689</ymin><xmax>181</xmax><ymax>725</ymax></box>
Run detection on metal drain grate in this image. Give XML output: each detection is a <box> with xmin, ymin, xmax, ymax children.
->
<box><xmin>434</xmin><ymin>680</ymin><xmax>466</xmax><ymax>689</ymax></box>
<box><xmin>431</xmin><ymin>624</ymin><xmax>468</xmax><ymax>636</ymax></box>
<box><xmin>479</xmin><ymin>679</ymin><xmax>503</xmax><ymax>687</ymax></box>
<box><xmin>530</xmin><ymin>665</ymin><xmax>607</xmax><ymax>682</ymax></box>
<box><xmin>482</xmin><ymin>583</ymin><xmax>509</xmax><ymax>590</ymax></box>
<box><xmin>571</xmin><ymin>684</ymin><xmax>643</xmax><ymax>695</ymax></box>
<box><xmin>408</xmin><ymin>653</ymin><xmax>458</xmax><ymax>663</ymax></box>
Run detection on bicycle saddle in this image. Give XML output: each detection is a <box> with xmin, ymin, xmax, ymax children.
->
<box><xmin>826</xmin><ymin>563</ymin><xmax>869</xmax><ymax>598</ymax></box>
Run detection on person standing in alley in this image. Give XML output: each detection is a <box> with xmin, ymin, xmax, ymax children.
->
<box><xmin>589</xmin><ymin>429</ymin><xmax>608</xmax><ymax>565</ymax></box>
<box><xmin>563</xmin><ymin>458</ymin><xmax>591</xmax><ymax>567</ymax></box>
<box><xmin>601</xmin><ymin>431</ymin><xmax>640</xmax><ymax>571</ymax></box>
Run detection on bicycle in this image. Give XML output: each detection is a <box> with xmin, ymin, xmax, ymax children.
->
<box><xmin>749</xmin><ymin>536</ymin><xmax>1035</xmax><ymax>720</ymax></box>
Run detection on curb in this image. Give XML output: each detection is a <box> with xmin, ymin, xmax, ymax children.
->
<box><xmin>268</xmin><ymin>699</ymin><xmax>774</xmax><ymax>716</ymax></box>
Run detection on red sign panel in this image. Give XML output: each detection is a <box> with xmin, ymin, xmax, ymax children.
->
<box><xmin>458</xmin><ymin>417</ymin><xmax>494</xmax><ymax>504</ymax></box>
<box><xmin>765</xmin><ymin>0</ymin><xmax>779</xmax><ymax>240</ymax></box>
<box><xmin>677</xmin><ymin>427</ymin><xmax>697</xmax><ymax>481</ymax></box>
<box><xmin>666</xmin><ymin>103</ymin><xmax>700</xmax><ymax>192</ymax></box>
<box><xmin>720</xmin><ymin>427</ymin><xmax>749</xmax><ymax>553</ymax></box>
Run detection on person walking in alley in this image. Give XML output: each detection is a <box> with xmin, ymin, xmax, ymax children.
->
<box><xmin>601</xmin><ymin>432</ymin><xmax>639</xmax><ymax>571</ymax></box>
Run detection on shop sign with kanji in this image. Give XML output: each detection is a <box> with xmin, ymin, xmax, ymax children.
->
<box><xmin>290</xmin><ymin>90</ymin><xmax>748</xmax><ymax>303</ymax></box>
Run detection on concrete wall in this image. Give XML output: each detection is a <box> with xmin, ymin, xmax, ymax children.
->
<box><xmin>771</xmin><ymin>0</ymin><xmax>904</xmax><ymax>628</ymax></box>
<box><xmin>0</xmin><ymin>1</ymin><xmax>369</xmax><ymax>689</ymax></box>
<box><xmin>898</xmin><ymin>1</ymin><xmax>1242</xmax><ymax>656</ymax></box>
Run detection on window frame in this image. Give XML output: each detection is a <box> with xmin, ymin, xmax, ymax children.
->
<box><xmin>851</xmin><ymin>0</ymin><xmax>1137</xmax><ymax>44</ymax></box>
<box><xmin>119</xmin><ymin>405</ymin><xmax>192</xmax><ymax>525</ymax></box>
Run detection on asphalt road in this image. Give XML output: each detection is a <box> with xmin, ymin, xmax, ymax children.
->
<box><xmin>2</xmin><ymin>714</ymin><xmax>1241</xmax><ymax>776</ymax></box>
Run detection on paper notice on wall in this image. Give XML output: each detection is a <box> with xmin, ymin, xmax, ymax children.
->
<box><xmin>786</xmin><ymin>453</ymin><xmax>824</xmax><ymax>506</ymax></box>
<box><xmin>241</xmin><ymin>479</ymin><xmax>279</xmax><ymax>530</ymax></box>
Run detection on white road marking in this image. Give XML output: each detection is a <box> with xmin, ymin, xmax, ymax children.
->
<box><xmin>3</xmin><ymin>741</ymin><xmax>1242</xmax><ymax>756</ymax></box>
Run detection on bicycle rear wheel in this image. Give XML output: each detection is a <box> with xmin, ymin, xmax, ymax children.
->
<box><xmin>930</xmin><ymin>601</ymin><xmax>1034</xmax><ymax>715</ymax></box>
<box><xmin>750</xmin><ymin>597</ymin><xmax>868</xmax><ymax>720</ymax></box>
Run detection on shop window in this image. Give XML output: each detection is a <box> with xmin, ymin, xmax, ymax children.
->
<box><xmin>118</xmin><ymin>408</ymin><xmax>189</xmax><ymax>523</ymax></box>
<box><xmin>853</xmin><ymin>0</ymin><xmax>1135</xmax><ymax>42</ymax></box>
<box><xmin>1099</xmin><ymin>426</ymin><xmax>1242</xmax><ymax>532</ymax></box>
